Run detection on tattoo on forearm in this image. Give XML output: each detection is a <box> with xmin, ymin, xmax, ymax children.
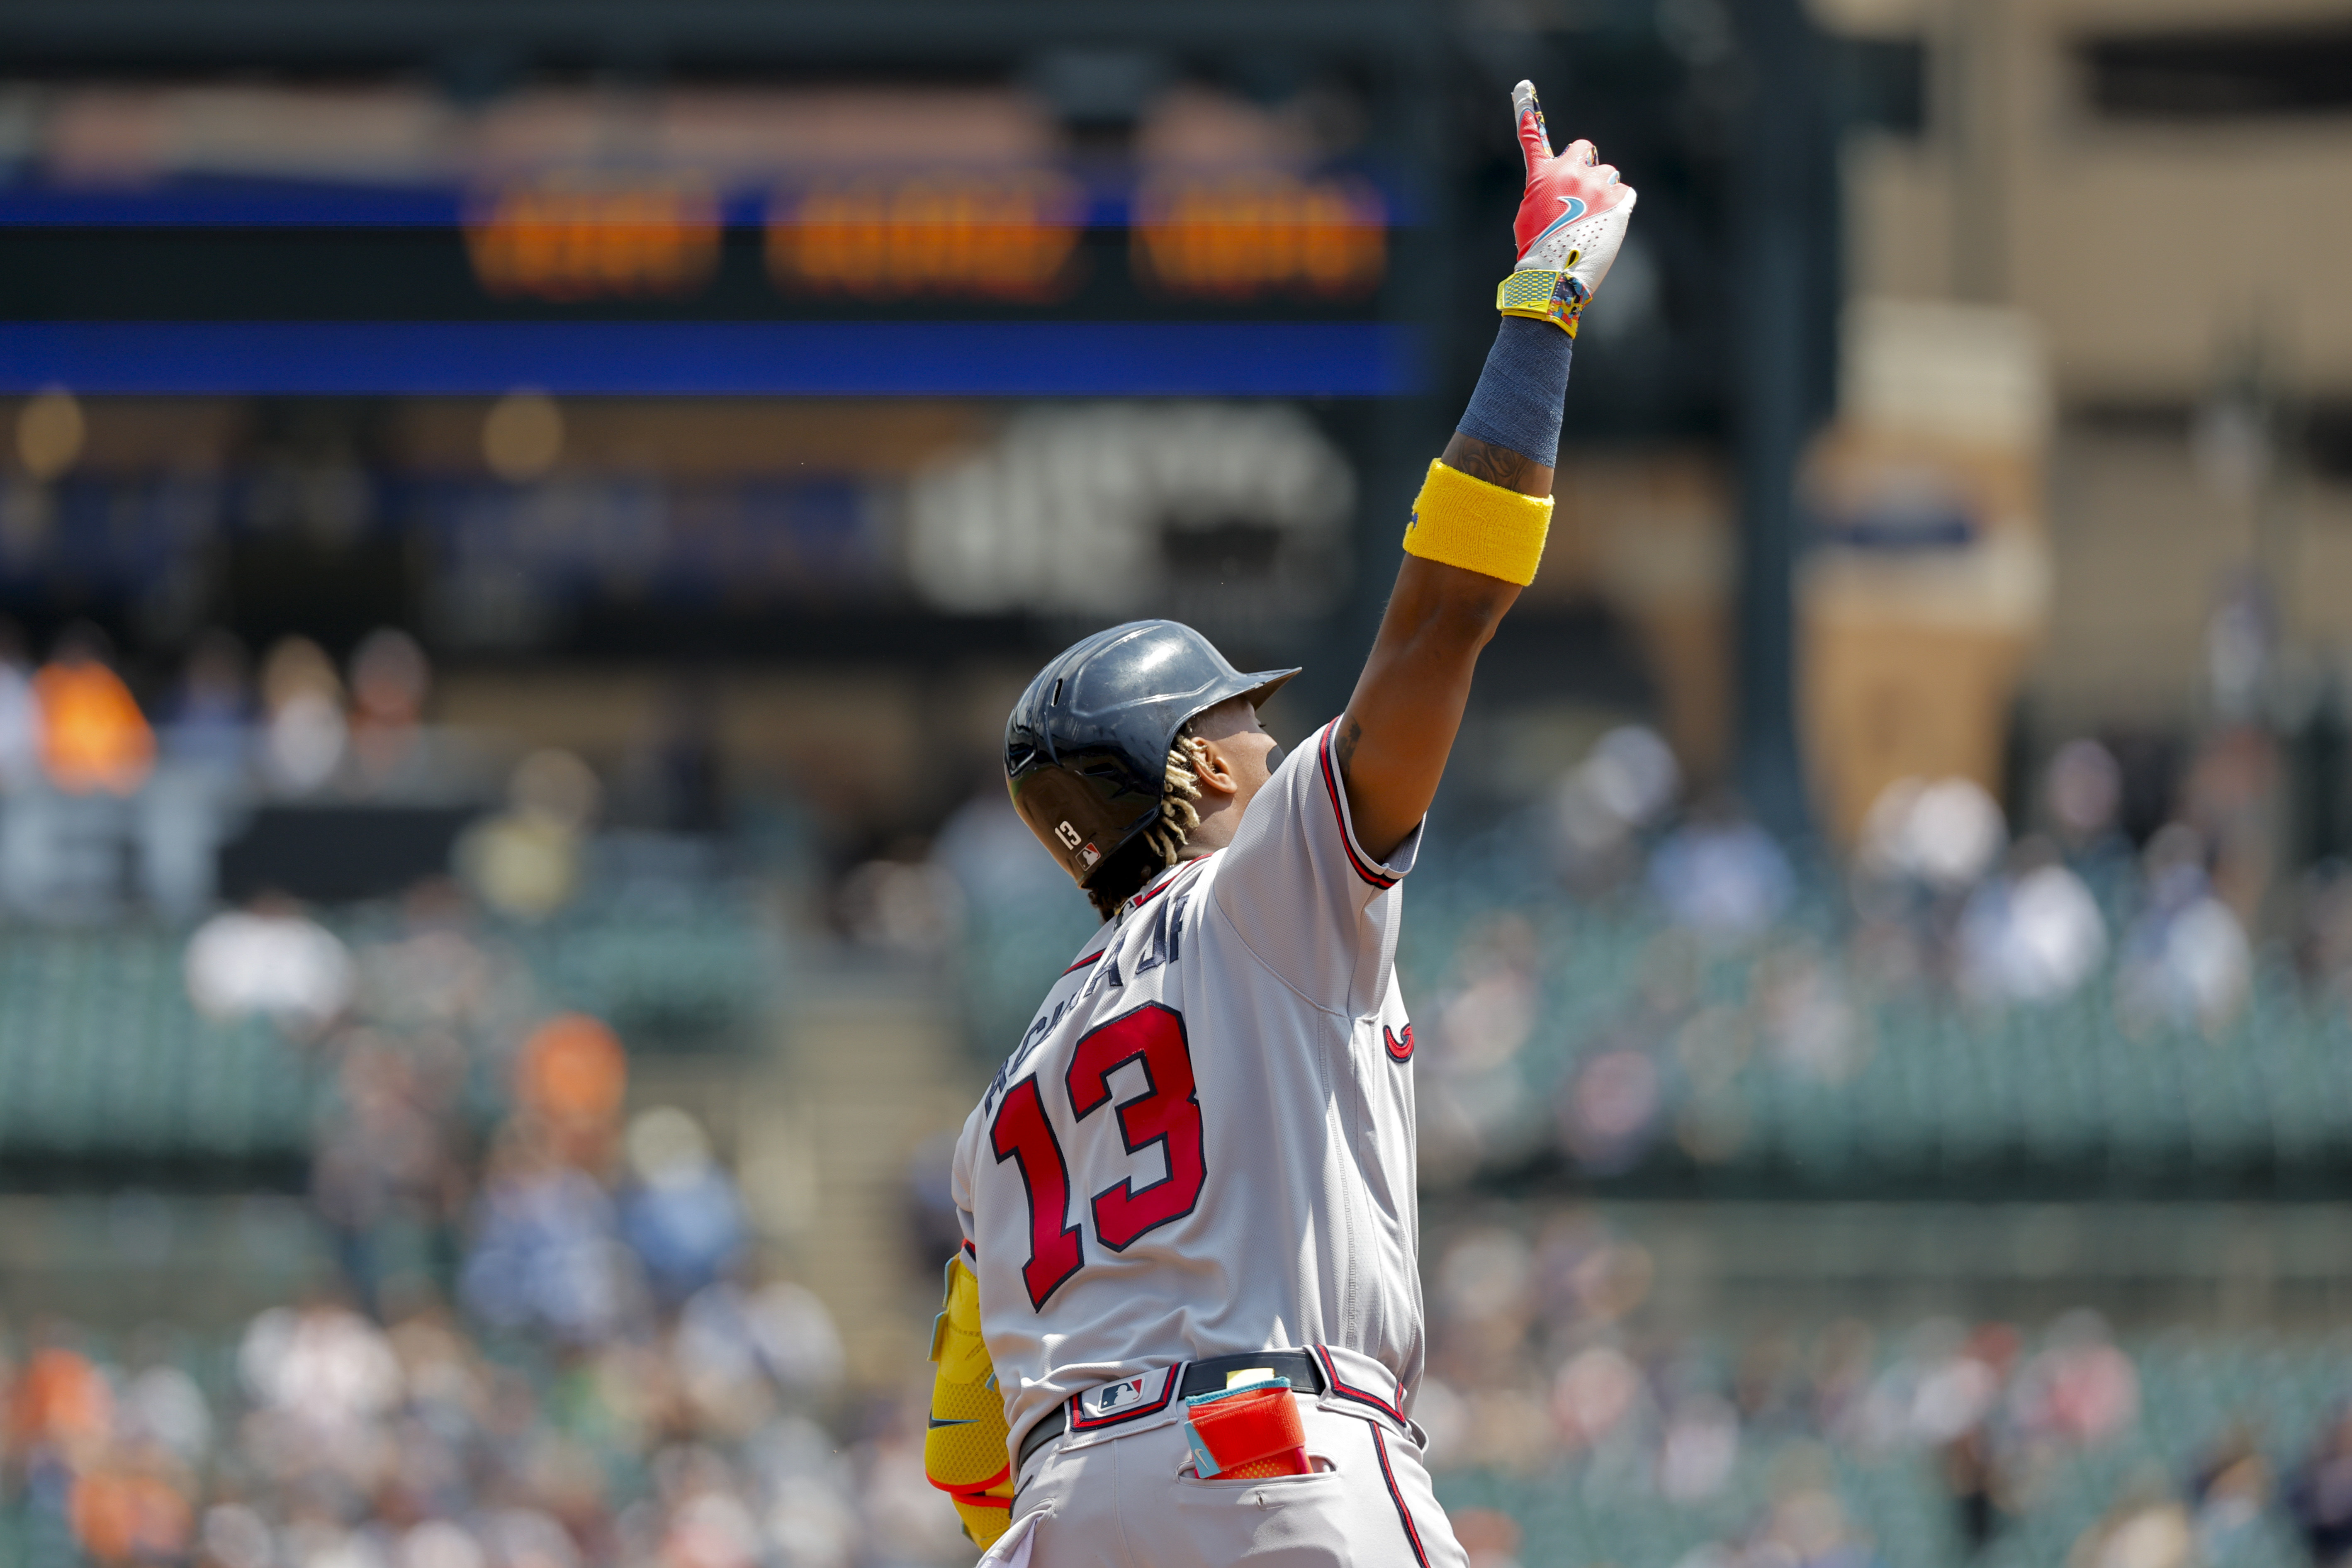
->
<box><xmin>1442</xmin><ymin>433</ymin><xmax>1532</xmax><ymax>491</ymax></box>
<box><xmin>1335</xmin><ymin>718</ymin><xmax>1362</xmax><ymax>773</ymax></box>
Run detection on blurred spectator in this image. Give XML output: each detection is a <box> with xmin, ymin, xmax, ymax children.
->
<box><xmin>8</xmin><ymin>1330</ymin><xmax>114</xmax><ymax>1468</ymax></box>
<box><xmin>349</xmin><ymin>627</ymin><xmax>432</xmax><ymax>790</ymax></box>
<box><xmin>142</xmin><ymin>630</ymin><xmax>257</xmax><ymax>918</ymax></box>
<box><xmin>260</xmin><ymin>636</ymin><xmax>348</xmax><ymax>795</ymax></box>
<box><xmin>312</xmin><ymin>1034</ymin><xmax>467</xmax><ymax>1311</ymax></box>
<box><xmin>183</xmin><ymin>899</ymin><xmax>356</xmax><ymax>1034</ymax></box>
<box><xmin>1558</xmin><ymin>1050</ymin><xmax>1662</xmax><ymax>1174</ymax></box>
<box><xmin>1450</xmin><ymin>1508</ymin><xmax>1524</xmax><ymax>1568</ymax></box>
<box><xmin>2070</xmin><ymin>1491</ymin><xmax>2194</xmax><ymax>1568</ymax></box>
<box><xmin>1751</xmin><ymin>1486</ymin><xmax>1880</xmax><ymax>1568</ymax></box>
<box><xmin>931</xmin><ymin>786</ymin><xmax>1068</xmax><ymax>909</ymax></box>
<box><xmin>1551</xmin><ymin>1345</ymin><xmax>1648</xmax><ymax>1453</ymax></box>
<box><xmin>34</xmin><ymin>622</ymin><xmax>154</xmax><ymax>797</ymax></box>
<box><xmin>69</xmin><ymin>1447</ymin><xmax>194</xmax><ymax>1566</ymax></box>
<box><xmin>2046</xmin><ymin>739</ymin><xmax>2124</xmax><ymax>855</ymax></box>
<box><xmin>2288</xmin><ymin>1408</ymin><xmax>2352</xmax><ymax>1568</ymax></box>
<box><xmin>1944</xmin><ymin>1425</ymin><xmax>2006</xmax><ymax>1557</ymax></box>
<box><xmin>1650</xmin><ymin>811</ymin><xmax>1794</xmax><ymax>938</ymax></box>
<box><xmin>2116</xmin><ymin>825</ymin><xmax>2252</xmax><ymax>1034</ymax></box>
<box><xmin>515</xmin><ymin>1013</ymin><xmax>630</xmax><ymax>1161</ymax></box>
<box><xmin>1657</xmin><ymin>1393</ymin><xmax>1739</xmax><ymax>1502</ymax></box>
<box><xmin>2186</xmin><ymin>1425</ymin><xmax>2271</xmax><ymax>1563</ymax></box>
<box><xmin>620</xmin><ymin>1108</ymin><xmax>747</xmax><ymax>1305</ymax></box>
<box><xmin>621</xmin><ymin>679</ymin><xmax>723</xmax><ymax>836</ymax></box>
<box><xmin>0</xmin><ymin>615</ymin><xmax>41</xmax><ymax>792</ymax></box>
<box><xmin>161</xmin><ymin>630</ymin><xmax>253</xmax><ymax>773</ymax></box>
<box><xmin>460</xmin><ymin>1127</ymin><xmax>632</xmax><ymax>1345</ymax></box>
<box><xmin>115</xmin><ymin>1354</ymin><xmax>211</xmax><ymax>1467</ymax></box>
<box><xmin>2298</xmin><ymin>862</ymin><xmax>2352</xmax><ymax>1012</ymax></box>
<box><xmin>1553</xmin><ymin>724</ymin><xmax>1681</xmax><ymax>887</ymax></box>
<box><xmin>1957</xmin><ymin>846</ymin><xmax>2108</xmax><ymax>1007</ymax></box>
<box><xmin>1755</xmin><ymin>944</ymin><xmax>1868</xmax><ymax>1082</ymax></box>
<box><xmin>674</xmin><ymin>1278</ymin><xmax>846</xmax><ymax>1434</ymax></box>
<box><xmin>236</xmin><ymin>1298</ymin><xmax>403</xmax><ymax>1442</ymax></box>
<box><xmin>2183</xmin><ymin>722</ymin><xmax>2284</xmax><ymax>926</ymax></box>
<box><xmin>459</xmin><ymin>749</ymin><xmax>603</xmax><ymax>921</ymax></box>
<box><xmin>2205</xmin><ymin>573</ymin><xmax>2273</xmax><ymax>724</ymax></box>
<box><xmin>1860</xmin><ymin>776</ymin><xmax>2007</xmax><ymax>894</ymax></box>
<box><xmin>1430</xmin><ymin>916</ymin><xmax>1540</xmax><ymax>1076</ymax></box>
<box><xmin>2010</xmin><ymin>1311</ymin><xmax>2139</xmax><ymax>1448</ymax></box>
<box><xmin>838</xmin><ymin>848</ymin><xmax>964</xmax><ymax>952</ymax></box>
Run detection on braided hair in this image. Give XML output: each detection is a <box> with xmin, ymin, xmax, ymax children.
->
<box><xmin>1085</xmin><ymin>729</ymin><xmax>1214</xmax><ymax>921</ymax></box>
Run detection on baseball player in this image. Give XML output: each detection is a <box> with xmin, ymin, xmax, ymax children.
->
<box><xmin>927</xmin><ymin>82</ymin><xmax>1636</xmax><ymax>1568</ymax></box>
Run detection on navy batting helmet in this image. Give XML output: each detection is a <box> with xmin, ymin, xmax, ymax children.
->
<box><xmin>1005</xmin><ymin>620</ymin><xmax>1298</xmax><ymax>890</ymax></box>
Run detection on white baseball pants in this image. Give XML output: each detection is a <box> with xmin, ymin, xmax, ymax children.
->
<box><xmin>1005</xmin><ymin>1400</ymin><xmax>1467</xmax><ymax>1568</ymax></box>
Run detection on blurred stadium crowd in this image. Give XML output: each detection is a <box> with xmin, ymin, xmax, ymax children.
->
<box><xmin>1416</xmin><ymin>1210</ymin><xmax>2352</xmax><ymax>1568</ymax></box>
<box><xmin>0</xmin><ymin>618</ymin><xmax>950</xmax><ymax>1568</ymax></box>
<box><xmin>7</xmin><ymin>604</ymin><xmax>2352</xmax><ymax>1568</ymax></box>
<box><xmin>0</xmin><ymin>856</ymin><xmax>949</xmax><ymax>1568</ymax></box>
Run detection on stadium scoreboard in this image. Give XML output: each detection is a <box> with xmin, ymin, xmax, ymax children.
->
<box><xmin>0</xmin><ymin>171</ymin><xmax>1411</xmax><ymax>395</ymax></box>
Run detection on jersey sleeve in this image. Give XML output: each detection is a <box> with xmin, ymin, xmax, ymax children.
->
<box><xmin>951</xmin><ymin>1103</ymin><xmax>981</xmax><ymax>1257</ymax></box>
<box><xmin>1209</xmin><ymin>717</ymin><xmax>1420</xmax><ymax>1014</ymax></box>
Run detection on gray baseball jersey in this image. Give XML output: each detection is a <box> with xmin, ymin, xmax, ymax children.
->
<box><xmin>952</xmin><ymin>718</ymin><xmax>1427</xmax><ymax>1456</ymax></box>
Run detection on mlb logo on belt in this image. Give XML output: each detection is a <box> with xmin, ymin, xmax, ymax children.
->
<box><xmin>1088</xmin><ymin>1378</ymin><xmax>1148</xmax><ymax>1415</ymax></box>
<box><xmin>1071</xmin><ymin>1364</ymin><xmax>1180</xmax><ymax>1429</ymax></box>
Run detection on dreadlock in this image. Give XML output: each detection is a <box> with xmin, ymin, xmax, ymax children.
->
<box><xmin>1085</xmin><ymin>729</ymin><xmax>1214</xmax><ymax>921</ymax></box>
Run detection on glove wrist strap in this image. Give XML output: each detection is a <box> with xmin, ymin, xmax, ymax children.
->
<box><xmin>1497</xmin><ymin>268</ymin><xmax>1589</xmax><ymax>337</ymax></box>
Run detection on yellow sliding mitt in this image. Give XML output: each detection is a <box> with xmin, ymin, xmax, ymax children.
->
<box><xmin>924</xmin><ymin>1254</ymin><xmax>1015</xmax><ymax>1548</ymax></box>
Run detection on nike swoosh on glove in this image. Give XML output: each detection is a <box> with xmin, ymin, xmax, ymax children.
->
<box><xmin>1509</xmin><ymin>79</ymin><xmax>1637</xmax><ymax>302</ymax></box>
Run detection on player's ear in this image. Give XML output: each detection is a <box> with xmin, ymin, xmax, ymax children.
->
<box><xmin>1191</xmin><ymin>737</ymin><xmax>1242</xmax><ymax>797</ymax></box>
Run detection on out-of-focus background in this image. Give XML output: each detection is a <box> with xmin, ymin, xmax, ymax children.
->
<box><xmin>0</xmin><ymin>0</ymin><xmax>2348</xmax><ymax>1566</ymax></box>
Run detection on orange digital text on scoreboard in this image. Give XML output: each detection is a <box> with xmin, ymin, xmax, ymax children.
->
<box><xmin>466</xmin><ymin>181</ymin><xmax>724</xmax><ymax>302</ymax></box>
<box><xmin>767</xmin><ymin>172</ymin><xmax>1086</xmax><ymax>301</ymax></box>
<box><xmin>1131</xmin><ymin>174</ymin><xmax>1386</xmax><ymax>301</ymax></box>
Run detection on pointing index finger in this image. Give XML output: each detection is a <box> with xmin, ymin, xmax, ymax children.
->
<box><xmin>1512</xmin><ymin>80</ymin><xmax>1552</xmax><ymax>177</ymax></box>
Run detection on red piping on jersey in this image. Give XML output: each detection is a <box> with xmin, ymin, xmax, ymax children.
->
<box><xmin>960</xmin><ymin>1238</ymin><xmax>977</xmax><ymax>1261</ymax></box>
<box><xmin>1370</xmin><ymin>1425</ymin><xmax>1432</xmax><ymax>1568</ymax></box>
<box><xmin>1313</xmin><ymin>1345</ymin><xmax>1407</xmax><ymax>1424</ymax></box>
<box><xmin>1129</xmin><ymin>851</ymin><xmax>1213</xmax><ymax>913</ymax></box>
<box><xmin>1316</xmin><ymin>724</ymin><xmax>1400</xmax><ymax>890</ymax></box>
<box><xmin>1060</xmin><ymin>950</ymin><xmax>1105</xmax><ymax>977</ymax></box>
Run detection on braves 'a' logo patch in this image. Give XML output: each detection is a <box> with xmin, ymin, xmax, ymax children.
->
<box><xmin>1384</xmin><ymin>1023</ymin><xmax>1415</xmax><ymax>1063</ymax></box>
<box><xmin>1071</xmin><ymin>1364</ymin><xmax>1180</xmax><ymax>1429</ymax></box>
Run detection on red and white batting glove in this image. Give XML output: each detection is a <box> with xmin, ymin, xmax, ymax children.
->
<box><xmin>1498</xmin><ymin>80</ymin><xmax>1637</xmax><ymax>336</ymax></box>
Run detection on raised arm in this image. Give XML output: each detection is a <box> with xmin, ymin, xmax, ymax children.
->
<box><xmin>1338</xmin><ymin>81</ymin><xmax>1637</xmax><ymax>860</ymax></box>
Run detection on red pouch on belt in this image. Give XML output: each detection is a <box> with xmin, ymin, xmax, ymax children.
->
<box><xmin>1180</xmin><ymin>1379</ymin><xmax>1311</xmax><ymax>1479</ymax></box>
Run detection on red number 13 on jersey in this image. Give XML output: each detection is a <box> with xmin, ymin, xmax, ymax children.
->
<box><xmin>988</xmin><ymin>1002</ymin><xmax>1206</xmax><ymax>1310</ymax></box>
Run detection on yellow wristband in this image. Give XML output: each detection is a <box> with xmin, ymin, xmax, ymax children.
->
<box><xmin>1401</xmin><ymin>458</ymin><xmax>1552</xmax><ymax>586</ymax></box>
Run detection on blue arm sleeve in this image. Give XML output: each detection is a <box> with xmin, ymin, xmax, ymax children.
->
<box><xmin>1453</xmin><ymin>316</ymin><xmax>1574</xmax><ymax>469</ymax></box>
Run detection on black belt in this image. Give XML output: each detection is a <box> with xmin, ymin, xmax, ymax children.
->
<box><xmin>1016</xmin><ymin>1350</ymin><xmax>1328</xmax><ymax>1472</ymax></box>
